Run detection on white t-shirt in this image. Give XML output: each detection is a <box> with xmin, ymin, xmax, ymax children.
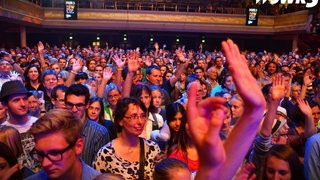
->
<box><xmin>140</xmin><ymin>112</ymin><xmax>164</xmax><ymax>140</ymax></box>
<box><xmin>2</xmin><ymin>116</ymin><xmax>38</xmax><ymax>133</ymax></box>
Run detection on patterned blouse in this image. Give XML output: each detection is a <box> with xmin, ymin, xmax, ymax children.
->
<box><xmin>94</xmin><ymin>138</ymin><xmax>160</xmax><ymax>179</ymax></box>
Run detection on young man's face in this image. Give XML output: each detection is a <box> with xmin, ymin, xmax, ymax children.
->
<box><xmin>147</xmin><ymin>69</ymin><xmax>162</xmax><ymax>86</ymax></box>
<box><xmin>65</xmin><ymin>95</ymin><xmax>87</xmax><ymax>121</ymax></box>
<box><xmin>28</xmin><ymin>95</ymin><xmax>40</xmax><ymax>114</ymax></box>
<box><xmin>43</xmin><ymin>74</ymin><xmax>58</xmax><ymax>91</ymax></box>
<box><xmin>35</xmin><ymin>131</ymin><xmax>83</xmax><ymax>179</ymax></box>
<box><xmin>5</xmin><ymin>94</ymin><xmax>29</xmax><ymax>116</ymax></box>
<box><xmin>51</xmin><ymin>90</ymin><xmax>66</xmax><ymax>109</ymax></box>
<box><xmin>58</xmin><ymin>59</ymin><xmax>67</xmax><ymax>69</ymax></box>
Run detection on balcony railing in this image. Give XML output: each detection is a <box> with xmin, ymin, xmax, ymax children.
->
<box><xmin>27</xmin><ymin>0</ymin><xmax>308</xmax><ymax>15</ymax></box>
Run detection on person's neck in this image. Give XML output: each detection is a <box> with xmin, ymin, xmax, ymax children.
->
<box><xmin>119</xmin><ymin>132</ymin><xmax>139</xmax><ymax>147</ymax></box>
<box><xmin>46</xmin><ymin>88</ymin><xmax>52</xmax><ymax>97</ymax></box>
<box><xmin>208</xmin><ymin>77</ymin><xmax>216</xmax><ymax>83</ymax></box>
<box><xmin>80</xmin><ymin>115</ymin><xmax>87</xmax><ymax>124</ymax></box>
<box><xmin>8</xmin><ymin>114</ymin><xmax>29</xmax><ymax>125</ymax></box>
<box><xmin>56</xmin><ymin>158</ymin><xmax>82</xmax><ymax>180</ymax></box>
<box><xmin>30</xmin><ymin>79</ymin><xmax>40</xmax><ymax>87</ymax></box>
<box><xmin>110</xmin><ymin>104</ymin><xmax>116</xmax><ymax>111</ymax></box>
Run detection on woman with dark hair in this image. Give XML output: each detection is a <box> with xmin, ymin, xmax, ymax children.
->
<box><xmin>165</xmin><ymin>103</ymin><xmax>186</xmax><ymax>147</ymax></box>
<box><xmin>265</xmin><ymin>61</ymin><xmax>279</xmax><ymax>79</ymax></box>
<box><xmin>167</xmin><ymin>104</ymin><xmax>198</xmax><ymax>172</ymax></box>
<box><xmin>94</xmin><ymin>97</ymin><xmax>161</xmax><ymax>179</ymax></box>
<box><xmin>24</xmin><ymin>64</ymin><xmax>45</xmax><ymax>91</ymax></box>
<box><xmin>265</xmin><ymin>144</ymin><xmax>303</xmax><ymax>180</ymax></box>
<box><xmin>87</xmin><ymin>95</ymin><xmax>117</xmax><ymax>140</ymax></box>
<box><xmin>151</xmin><ymin>102</ymin><xmax>186</xmax><ymax>151</ymax></box>
<box><xmin>130</xmin><ymin>84</ymin><xmax>164</xmax><ymax>140</ymax></box>
<box><xmin>210</xmin><ymin>73</ymin><xmax>234</xmax><ymax>97</ymax></box>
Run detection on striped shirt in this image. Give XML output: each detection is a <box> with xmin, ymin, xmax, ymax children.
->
<box><xmin>81</xmin><ymin>119</ymin><xmax>110</xmax><ymax>166</ymax></box>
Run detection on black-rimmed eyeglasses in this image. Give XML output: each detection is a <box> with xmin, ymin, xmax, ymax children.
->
<box><xmin>30</xmin><ymin>141</ymin><xmax>76</xmax><ymax>162</ymax></box>
<box><xmin>65</xmin><ymin>102</ymin><xmax>86</xmax><ymax>109</ymax></box>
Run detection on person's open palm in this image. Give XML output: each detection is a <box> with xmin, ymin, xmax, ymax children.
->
<box><xmin>113</xmin><ymin>54</ymin><xmax>125</xmax><ymax>69</ymax></box>
<box><xmin>127</xmin><ymin>51</ymin><xmax>140</xmax><ymax>73</ymax></box>
<box><xmin>103</xmin><ymin>67</ymin><xmax>113</xmax><ymax>81</ymax></box>
<box><xmin>187</xmin><ymin>81</ymin><xmax>227</xmax><ymax>169</ymax></box>
<box><xmin>270</xmin><ymin>74</ymin><xmax>286</xmax><ymax>101</ymax></box>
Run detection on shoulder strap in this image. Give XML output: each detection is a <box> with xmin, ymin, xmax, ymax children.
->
<box><xmin>151</xmin><ymin>113</ymin><xmax>159</xmax><ymax>130</ymax></box>
<box><xmin>138</xmin><ymin>137</ymin><xmax>145</xmax><ymax>180</ymax></box>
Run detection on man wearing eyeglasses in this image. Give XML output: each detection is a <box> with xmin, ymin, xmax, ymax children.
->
<box><xmin>65</xmin><ymin>84</ymin><xmax>109</xmax><ymax>166</ymax></box>
<box><xmin>51</xmin><ymin>84</ymin><xmax>67</xmax><ymax>109</ymax></box>
<box><xmin>26</xmin><ymin>109</ymin><xmax>101</xmax><ymax>180</ymax></box>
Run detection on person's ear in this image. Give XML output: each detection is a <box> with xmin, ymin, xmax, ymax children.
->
<box><xmin>146</xmin><ymin>74</ymin><xmax>149</xmax><ymax>81</ymax></box>
<box><xmin>74</xmin><ymin>138</ymin><xmax>84</xmax><ymax>155</ymax></box>
<box><xmin>119</xmin><ymin>119</ymin><xmax>124</xmax><ymax>127</ymax></box>
<box><xmin>51</xmin><ymin>99</ymin><xmax>56</xmax><ymax>106</ymax></box>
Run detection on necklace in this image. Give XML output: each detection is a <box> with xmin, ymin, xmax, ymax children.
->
<box><xmin>128</xmin><ymin>148</ymin><xmax>134</xmax><ymax>153</ymax></box>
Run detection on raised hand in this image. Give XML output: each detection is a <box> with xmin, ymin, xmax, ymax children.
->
<box><xmin>154</xmin><ymin>42</ymin><xmax>159</xmax><ymax>50</ymax></box>
<box><xmin>303</xmin><ymin>68</ymin><xmax>315</xmax><ymax>86</ymax></box>
<box><xmin>72</xmin><ymin>58</ymin><xmax>83</xmax><ymax>73</ymax></box>
<box><xmin>222</xmin><ymin>39</ymin><xmax>266</xmax><ymax>109</ymax></box>
<box><xmin>188</xmin><ymin>50</ymin><xmax>194</xmax><ymax>60</ymax></box>
<box><xmin>297</xmin><ymin>98</ymin><xmax>312</xmax><ymax>117</ymax></box>
<box><xmin>270</xmin><ymin>74</ymin><xmax>286</xmax><ymax>101</ymax></box>
<box><xmin>220</xmin><ymin>39</ymin><xmax>266</xmax><ymax>179</ymax></box>
<box><xmin>102</xmin><ymin>67</ymin><xmax>113</xmax><ymax>81</ymax></box>
<box><xmin>112</xmin><ymin>53</ymin><xmax>125</xmax><ymax>69</ymax></box>
<box><xmin>127</xmin><ymin>50</ymin><xmax>140</xmax><ymax>73</ymax></box>
<box><xmin>175</xmin><ymin>49</ymin><xmax>186</xmax><ymax>63</ymax></box>
<box><xmin>187</xmin><ymin>81</ymin><xmax>227</xmax><ymax>176</ymax></box>
<box><xmin>37</xmin><ymin>41</ymin><xmax>44</xmax><ymax>53</ymax></box>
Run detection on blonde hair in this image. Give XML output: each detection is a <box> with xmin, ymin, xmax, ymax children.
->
<box><xmin>230</xmin><ymin>94</ymin><xmax>243</xmax><ymax>104</ymax></box>
<box><xmin>29</xmin><ymin>109</ymin><xmax>83</xmax><ymax>144</ymax></box>
<box><xmin>0</xmin><ymin>125</ymin><xmax>23</xmax><ymax>158</ymax></box>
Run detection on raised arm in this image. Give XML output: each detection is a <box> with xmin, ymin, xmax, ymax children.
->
<box><xmin>260</xmin><ymin>74</ymin><xmax>286</xmax><ymax>137</ymax></box>
<box><xmin>187</xmin><ymin>81</ymin><xmax>227</xmax><ymax>179</ymax></box>
<box><xmin>112</xmin><ymin>53</ymin><xmax>126</xmax><ymax>88</ymax></box>
<box><xmin>169</xmin><ymin>49</ymin><xmax>189</xmax><ymax>87</ymax></box>
<box><xmin>121</xmin><ymin>51</ymin><xmax>140</xmax><ymax>97</ymax></box>
<box><xmin>187</xmin><ymin>39</ymin><xmax>266</xmax><ymax>179</ymax></box>
<box><xmin>65</xmin><ymin>58</ymin><xmax>82</xmax><ymax>87</ymax></box>
<box><xmin>97</xmin><ymin>67</ymin><xmax>113</xmax><ymax>98</ymax></box>
<box><xmin>37</xmin><ymin>41</ymin><xmax>47</xmax><ymax>72</ymax></box>
<box><xmin>297</xmin><ymin>98</ymin><xmax>317</xmax><ymax>138</ymax></box>
<box><xmin>299</xmin><ymin>69</ymin><xmax>314</xmax><ymax>100</ymax></box>
<box><xmin>221</xmin><ymin>39</ymin><xmax>266</xmax><ymax>179</ymax></box>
